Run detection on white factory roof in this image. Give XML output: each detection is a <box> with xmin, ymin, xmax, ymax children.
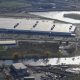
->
<box><xmin>0</xmin><ymin>18</ymin><xmax>76</xmax><ymax>33</ymax></box>
<box><xmin>0</xmin><ymin>40</ymin><xmax>16</xmax><ymax>45</ymax></box>
<box><xmin>12</xmin><ymin>63</ymin><xmax>27</xmax><ymax>69</ymax></box>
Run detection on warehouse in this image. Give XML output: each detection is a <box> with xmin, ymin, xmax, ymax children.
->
<box><xmin>10</xmin><ymin>63</ymin><xmax>30</xmax><ymax>78</ymax></box>
<box><xmin>0</xmin><ymin>18</ymin><xmax>76</xmax><ymax>40</ymax></box>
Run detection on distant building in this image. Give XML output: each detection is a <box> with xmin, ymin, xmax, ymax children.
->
<box><xmin>10</xmin><ymin>63</ymin><xmax>30</xmax><ymax>78</ymax></box>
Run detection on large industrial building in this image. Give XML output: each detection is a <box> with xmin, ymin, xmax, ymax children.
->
<box><xmin>0</xmin><ymin>18</ymin><xmax>76</xmax><ymax>41</ymax></box>
<box><xmin>0</xmin><ymin>17</ymin><xmax>77</xmax><ymax>57</ymax></box>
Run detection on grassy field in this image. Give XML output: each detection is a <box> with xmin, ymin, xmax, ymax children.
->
<box><xmin>64</xmin><ymin>13</ymin><xmax>80</xmax><ymax>20</ymax></box>
<box><xmin>0</xmin><ymin>0</ymin><xmax>31</xmax><ymax>8</ymax></box>
<box><xmin>0</xmin><ymin>1</ymin><xmax>31</xmax><ymax>8</ymax></box>
<box><xmin>0</xmin><ymin>42</ymin><xmax>64</xmax><ymax>59</ymax></box>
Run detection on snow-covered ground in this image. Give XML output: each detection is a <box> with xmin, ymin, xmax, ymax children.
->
<box><xmin>23</xmin><ymin>56</ymin><xmax>80</xmax><ymax>66</ymax></box>
<box><xmin>30</xmin><ymin>11</ymin><xmax>80</xmax><ymax>24</ymax></box>
<box><xmin>0</xmin><ymin>56</ymin><xmax>80</xmax><ymax>66</ymax></box>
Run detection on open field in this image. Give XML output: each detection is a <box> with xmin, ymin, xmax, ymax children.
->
<box><xmin>64</xmin><ymin>13</ymin><xmax>80</xmax><ymax>20</ymax></box>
